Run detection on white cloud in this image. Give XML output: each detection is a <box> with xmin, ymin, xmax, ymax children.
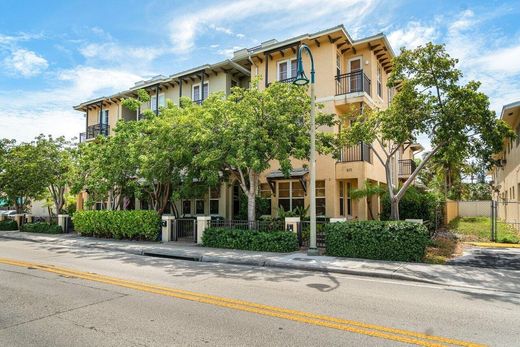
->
<box><xmin>473</xmin><ymin>44</ymin><xmax>520</xmax><ymax>74</ymax></box>
<box><xmin>0</xmin><ymin>66</ymin><xmax>141</xmax><ymax>142</ymax></box>
<box><xmin>168</xmin><ymin>0</ymin><xmax>377</xmax><ymax>54</ymax></box>
<box><xmin>387</xmin><ymin>21</ymin><xmax>438</xmax><ymax>50</ymax></box>
<box><xmin>79</xmin><ymin>42</ymin><xmax>165</xmax><ymax>64</ymax></box>
<box><xmin>2</xmin><ymin>48</ymin><xmax>48</xmax><ymax>77</ymax></box>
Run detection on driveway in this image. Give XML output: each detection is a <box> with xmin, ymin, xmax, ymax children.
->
<box><xmin>448</xmin><ymin>246</ymin><xmax>520</xmax><ymax>270</ymax></box>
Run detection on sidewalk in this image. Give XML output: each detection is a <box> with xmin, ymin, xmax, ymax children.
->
<box><xmin>1</xmin><ymin>230</ymin><xmax>520</xmax><ymax>294</ymax></box>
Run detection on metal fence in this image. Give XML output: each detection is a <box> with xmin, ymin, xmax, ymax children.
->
<box><xmin>297</xmin><ymin>220</ymin><xmax>329</xmax><ymax>248</ymax></box>
<box><xmin>172</xmin><ymin>218</ymin><xmax>197</xmax><ymax>242</ymax></box>
<box><xmin>491</xmin><ymin>200</ymin><xmax>520</xmax><ymax>241</ymax></box>
<box><xmin>209</xmin><ymin>219</ymin><xmax>285</xmax><ymax>232</ymax></box>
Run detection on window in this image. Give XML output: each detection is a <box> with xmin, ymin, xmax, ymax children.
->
<box><xmin>339</xmin><ymin>183</ymin><xmax>344</xmax><ymax>216</ymax></box>
<box><xmin>182</xmin><ymin>200</ymin><xmax>191</xmax><ymax>215</ymax></box>
<box><xmin>196</xmin><ymin>200</ymin><xmax>205</xmax><ymax>214</ymax></box>
<box><xmin>210</xmin><ymin>187</ymin><xmax>220</xmax><ymax>215</ymax></box>
<box><xmin>336</xmin><ymin>53</ymin><xmax>341</xmax><ymax>77</ymax></box>
<box><xmin>192</xmin><ymin>83</ymin><xmax>208</xmax><ymax>101</ymax></box>
<box><xmin>99</xmin><ymin>109</ymin><xmax>109</xmax><ymax>125</ymax></box>
<box><xmin>346</xmin><ymin>182</ymin><xmax>352</xmax><ymax>216</ymax></box>
<box><xmin>277</xmin><ymin>59</ymin><xmax>297</xmax><ymax>81</ymax></box>
<box><xmin>278</xmin><ymin>181</ymin><xmax>305</xmax><ymax>212</ymax></box>
<box><xmin>260</xmin><ymin>183</ymin><xmax>272</xmax><ymax>214</ymax></box>
<box><xmin>150</xmin><ymin>93</ymin><xmax>165</xmax><ymax>111</ymax></box>
<box><xmin>316</xmin><ymin>180</ymin><xmax>326</xmax><ymax>216</ymax></box>
<box><xmin>377</xmin><ymin>65</ymin><xmax>383</xmax><ymax>98</ymax></box>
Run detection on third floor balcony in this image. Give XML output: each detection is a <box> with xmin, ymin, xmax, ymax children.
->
<box><xmin>339</xmin><ymin>142</ymin><xmax>373</xmax><ymax>163</ymax></box>
<box><xmin>335</xmin><ymin>70</ymin><xmax>371</xmax><ymax>97</ymax></box>
<box><xmin>398</xmin><ymin>159</ymin><xmax>417</xmax><ymax>177</ymax></box>
<box><xmin>81</xmin><ymin>123</ymin><xmax>110</xmax><ymax>142</ymax></box>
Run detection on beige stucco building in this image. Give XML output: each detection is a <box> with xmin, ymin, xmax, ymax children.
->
<box><xmin>74</xmin><ymin>25</ymin><xmax>422</xmax><ymax>220</ymax></box>
<box><xmin>491</xmin><ymin>101</ymin><xmax>520</xmax><ymax>229</ymax></box>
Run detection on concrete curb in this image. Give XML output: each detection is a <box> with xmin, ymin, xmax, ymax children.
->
<box><xmin>3</xmin><ymin>232</ymin><xmax>520</xmax><ymax>293</ymax></box>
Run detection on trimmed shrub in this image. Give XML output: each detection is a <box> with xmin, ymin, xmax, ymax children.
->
<box><xmin>73</xmin><ymin>210</ymin><xmax>161</xmax><ymax>241</ymax></box>
<box><xmin>0</xmin><ymin>219</ymin><xmax>18</xmax><ymax>231</ymax></box>
<box><xmin>325</xmin><ymin>221</ymin><xmax>430</xmax><ymax>262</ymax></box>
<box><xmin>20</xmin><ymin>222</ymin><xmax>62</xmax><ymax>234</ymax></box>
<box><xmin>202</xmin><ymin>227</ymin><xmax>298</xmax><ymax>253</ymax></box>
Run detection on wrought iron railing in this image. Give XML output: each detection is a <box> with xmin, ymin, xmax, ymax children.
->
<box><xmin>398</xmin><ymin>159</ymin><xmax>417</xmax><ymax>176</ymax></box>
<box><xmin>193</xmin><ymin>99</ymin><xmax>204</xmax><ymax>105</ymax></box>
<box><xmin>85</xmin><ymin>123</ymin><xmax>110</xmax><ymax>140</ymax></box>
<box><xmin>339</xmin><ymin>142</ymin><xmax>372</xmax><ymax>163</ymax></box>
<box><xmin>278</xmin><ymin>76</ymin><xmax>297</xmax><ymax>84</ymax></box>
<box><xmin>335</xmin><ymin>70</ymin><xmax>371</xmax><ymax>96</ymax></box>
<box><xmin>209</xmin><ymin>219</ymin><xmax>286</xmax><ymax>232</ymax></box>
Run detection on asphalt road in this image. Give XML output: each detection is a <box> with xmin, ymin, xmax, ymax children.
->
<box><xmin>0</xmin><ymin>239</ymin><xmax>519</xmax><ymax>346</ymax></box>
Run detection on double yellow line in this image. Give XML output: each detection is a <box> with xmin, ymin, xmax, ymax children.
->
<box><xmin>0</xmin><ymin>257</ymin><xmax>485</xmax><ymax>347</ymax></box>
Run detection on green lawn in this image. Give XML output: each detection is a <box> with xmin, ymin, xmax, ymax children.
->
<box><xmin>448</xmin><ymin>217</ymin><xmax>520</xmax><ymax>244</ymax></box>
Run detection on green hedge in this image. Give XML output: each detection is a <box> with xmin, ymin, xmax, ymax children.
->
<box><xmin>20</xmin><ymin>222</ymin><xmax>62</xmax><ymax>234</ymax></box>
<box><xmin>0</xmin><ymin>219</ymin><xmax>18</xmax><ymax>231</ymax></box>
<box><xmin>73</xmin><ymin>210</ymin><xmax>161</xmax><ymax>241</ymax></box>
<box><xmin>325</xmin><ymin>221</ymin><xmax>430</xmax><ymax>262</ymax></box>
<box><xmin>202</xmin><ymin>227</ymin><xmax>299</xmax><ymax>253</ymax></box>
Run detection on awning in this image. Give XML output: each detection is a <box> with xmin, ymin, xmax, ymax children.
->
<box><xmin>266</xmin><ymin>168</ymin><xmax>309</xmax><ymax>194</ymax></box>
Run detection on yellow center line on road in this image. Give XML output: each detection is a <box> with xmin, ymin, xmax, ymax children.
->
<box><xmin>0</xmin><ymin>257</ymin><xmax>486</xmax><ymax>347</ymax></box>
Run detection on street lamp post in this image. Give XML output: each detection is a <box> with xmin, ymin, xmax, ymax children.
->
<box><xmin>293</xmin><ymin>44</ymin><xmax>319</xmax><ymax>256</ymax></box>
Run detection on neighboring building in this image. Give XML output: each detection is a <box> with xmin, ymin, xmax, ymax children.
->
<box><xmin>74</xmin><ymin>24</ymin><xmax>423</xmax><ymax>220</ymax></box>
<box><xmin>491</xmin><ymin>101</ymin><xmax>520</xmax><ymax>230</ymax></box>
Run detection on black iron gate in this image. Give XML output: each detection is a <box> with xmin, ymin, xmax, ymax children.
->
<box><xmin>172</xmin><ymin>218</ymin><xmax>197</xmax><ymax>242</ymax></box>
<box><xmin>491</xmin><ymin>200</ymin><xmax>520</xmax><ymax>242</ymax></box>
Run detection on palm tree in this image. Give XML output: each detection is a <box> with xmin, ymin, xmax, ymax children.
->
<box><xmin>350</xmin><ymin>181</ymin><xmax>385</xmax><ymax>220</ymax></box>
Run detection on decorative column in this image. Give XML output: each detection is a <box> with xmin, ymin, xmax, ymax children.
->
<box><xmin>161</xmin><ymin>215</ymin><xmax>175</xmax><ymax>242</ymax></box>
<box><xmin>196</xmin><ymin>216</ymin><xmax>211</xmax><ymax>244</ymax></box>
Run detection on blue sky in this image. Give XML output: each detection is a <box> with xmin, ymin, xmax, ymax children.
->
<box><xmin>0</xmin><ymin>0</ymin><xmax>519</xmax><ymax>142</ymax></box>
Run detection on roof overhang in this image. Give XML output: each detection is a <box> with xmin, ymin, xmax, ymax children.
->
<box><xmin>266</xmin><ymin>167</ymin><xmax>309</xmax><ymax>194</ymax></box>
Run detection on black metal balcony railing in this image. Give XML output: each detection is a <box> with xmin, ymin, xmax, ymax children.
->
<box><xmin>279</xmin><ymin>76</ymin><xmax>297</xmax><ymax>84</ymax></box>
<box><xmin>339</xmin><ymin>142</ymin><xmax>372</xmax><ymax>163</ymax></box>
<box><xmin>335</xmin><ymin>70</ymin><xmax>371</xmax><ymax>96</ymax></box>
<box><xmin>193</xmin><ymin>99</ymin><xmax>204</xmax><ymax>105</ymax></box>
<box><xmin>85</xmin><ymin>123</ymin><xmax>110</xmax><ymax>140</ymax></box>
<box><xmin>398</xmin><ymin>159</ymin><xmax>417</xmax><ymax>176</ymax></box>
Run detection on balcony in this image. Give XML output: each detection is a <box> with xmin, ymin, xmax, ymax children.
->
<box><xmin>84</xmin><ymin>123</ymin><xmax>110</xmax><ymax>141</ymax></box>
<box><xmin>398</xmin><ymin>159</ymin><xmax>417</xmax><ymax>177</ymax></box>
<box><xmin>279</xmin><ymin>77</ymin><xmax>296</xmax><ymax>84</ymax></box>
<box><xmin>339</xmin><ymin>142</ymin><xmax>372</xmax><ymax>163</ymax></box>
<box><xmin>335</xmin><ymin>70</ymin><xmax>371</xmax><ymax>96</ymax></box>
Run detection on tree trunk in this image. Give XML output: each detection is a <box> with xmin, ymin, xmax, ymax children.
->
<box><xmin>247</xmin><ymin>192</ymin><xmax>256</xmax><ymax>227</ymax></box>
<box><xmin>390</xmin><ymin>197</ymin><xmax>400</xmax><ymax>220</ymax></box>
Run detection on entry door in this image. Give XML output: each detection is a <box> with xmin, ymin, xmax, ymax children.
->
<box><xmin>349</xmin><ymin>59</ymin><xmax>362</xmax><ymax>92</ymax></box>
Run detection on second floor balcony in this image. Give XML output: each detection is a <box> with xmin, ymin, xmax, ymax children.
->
<box><xmin>398</xmin><ymin>159</ymin><xmax>417</xmax><ymax>177</ymax></box>
<box><xmin>339</xmin><ymin>142</ymin><xmax>372</xmax><ymax>163</ymax></box>
<box><xmin>335</xmin><ymin>70</ymin><xmax>371</xmax><ymax>97</ymax></box>
<box><xmin>81</xmin><ymin>123</ymin><xmax>110</xmax><ymax>142</ymax></box>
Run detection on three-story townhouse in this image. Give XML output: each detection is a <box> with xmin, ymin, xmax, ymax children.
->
<box><xmin>74</xmin><ymin>24</ymin><xmax>423</xmax><ymax>221</ymax></box>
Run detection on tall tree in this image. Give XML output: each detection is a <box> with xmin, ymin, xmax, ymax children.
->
<box><xmin>196</xmin><ymin>81</ymin><xmax>335</xmax><ymax>223</ymax></box>
<box><xmin>342</xmin><ymin>43</ymin><xmax>512</xmax><ymax>220</ymax></box>
<box><xmin>0</xmin><ymin>140</ymin><xmax>50</xmax><ymax>213</ymax></box>
<box><xmin>35</xmin><ymin>135</ymin><xmax>76</xmax><ymax>215</ymax></box>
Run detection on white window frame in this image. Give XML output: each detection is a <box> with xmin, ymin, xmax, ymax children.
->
<box><xmin>150</xmin><ymin>92</ymin><xmax>165</xmax><ymax>111</ymax></box>
<box><xmin>192</xmin><ymin>82</ymin><xmax>209</xmax><ymax>101</ymax></box>
<box><xmin>277</xmin><ymin>59</ymin><xmax>297</xmax><ymax>81</ymax></box>
<box><xmin>377</xmin><ymin>64</ymin><xmax>383</xmax><ymax>100</ymax></box>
